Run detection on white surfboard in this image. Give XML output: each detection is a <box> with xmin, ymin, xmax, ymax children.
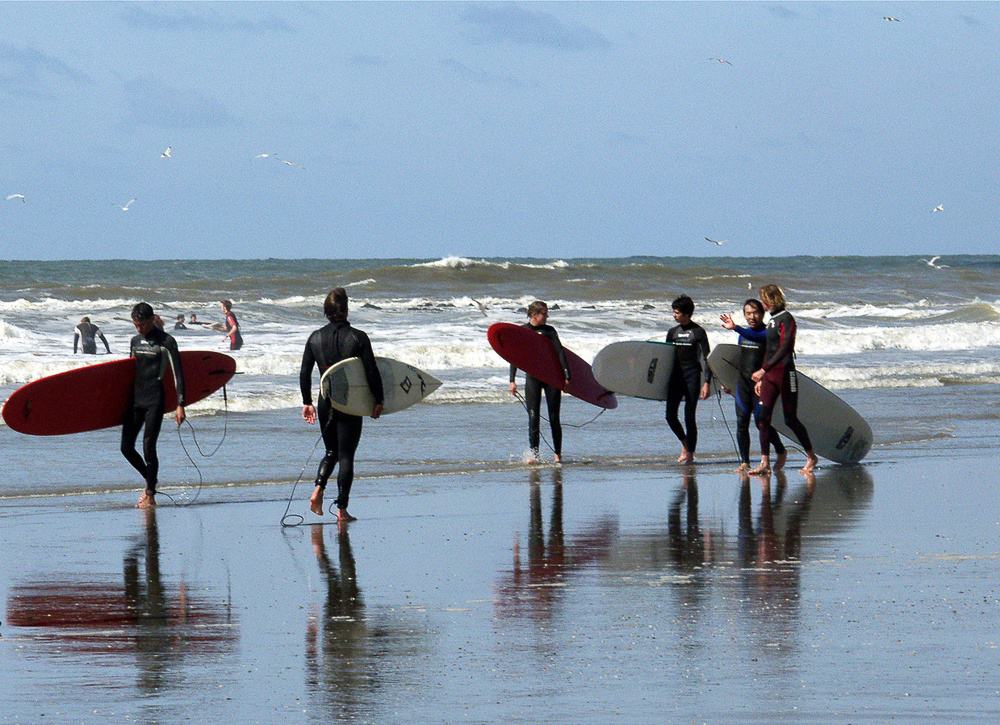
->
<box><xmin>592</xmin><ymin>341</ymin><xmax>675</xmax><ymax>401</ymax></box>
<box><xmin>320</xmin><ymin>357</ymin><xmax>442</xmax><ymax>416</ymax></box>
<box><xmin>707</xmin><ymin>343</ymin><xmax>872</xmax><ymax>463</ymax></box>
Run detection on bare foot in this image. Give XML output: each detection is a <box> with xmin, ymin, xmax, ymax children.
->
<box><xmin>309</xmin><ymin>487</ymin><xmax>324</xmax><ymax>516</ymax></box>
<box><xmin>774</xmin><ymin>452</ymin><xmax>787</xmax><ymax>471</ymax></box>
<box><xmin>736</xmin><ymin>462</ymin><xmax>750</xmax><ymax>473</ymax></box>
<box><xmin>801</xmin><ymin>453</ymin><xmax>818</xmax><ymax>474</ymax></box>
<box><xmin>337</xmin><ymin>508</ymin><xmax>357</xmax><ymax>523</ymax></box>
<box><xmin>748</xmin><ymin>461</ymin><xmax>771</xmax><ymax>476</ymax></box>
<box><xmin>678</xmin><ymin>453</ymin><xmax>694</xmax><ymax>465</ymax></box>
<box><xmin>553</xmin><ymin>454</ymin><xmax>562</xmax><ymax>464</ymax></box>
<box><xmin>136</xmin><ymin>490</ymin><xmax>156</xmax><ymax>509</ymax></box>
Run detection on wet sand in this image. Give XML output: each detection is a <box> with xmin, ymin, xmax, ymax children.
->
<box><xmin>2</xmin><ymin>448</ymin><xmax>999</xmax><ymax>722</ymax></box>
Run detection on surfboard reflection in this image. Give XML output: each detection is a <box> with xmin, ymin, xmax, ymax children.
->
<box><xmin>5</xmin><ymin>508</ymin><xmax>237</xmax><ymax>693</ymax></box>
<box><xmin>494</xmin><ymin>467</ymin><xmax>619</xmax><ymax>622</ymax></box>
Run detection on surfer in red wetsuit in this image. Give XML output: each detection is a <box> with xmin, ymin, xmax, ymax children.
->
<box><xmin>508</xmin><ymin>300</ymin><xmax>570</xmax><ymax>463</ymax></box>
<box><xmin>750</xmin><ymin>285</ymin><xmax>818</xmax><ymax>475</ymax></box>
<box><xmin>122</xmin><ymin>302</ymin><xmax>186</xmax><ymax>509</ymax></box>
<box><xmin>220</xmin><ymin>300</ymin><xmax>243</xmax><ymax>351</ymax></box>
<box><xmin>300</xmin><ymin>288</ymin><xmax>383</xmax><ymax>522</ymax></box>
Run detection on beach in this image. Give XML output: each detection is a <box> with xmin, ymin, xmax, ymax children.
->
<box><xmin>2</xmin><ymin>255</ymin><xmax>1000</xmax><ymax>720</ymax></box>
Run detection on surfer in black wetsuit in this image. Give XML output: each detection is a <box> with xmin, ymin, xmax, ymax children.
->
<box><xmin>508</xmin><ymin>300</ymin><xmax>570</xmax><ymax>463</ymax></box>
<box><xmin>750</xmin><ymin>285</ymin><xmax>818</xmax><ymax>475</ymax></box>
<box><xmin>73</xmin><ymin>316</ymin><xmax>111</xmax><ymax>354</ymax></box>
<box><xmin>720</xmin><ymin>299</ymin><xmax>787</xmax><ymax>471</ymax></box>
<box><xmin>665</xmin><ymin>295</ymin><xmax>711</xmax><ymax>464</ymax></box>
<box><xmin>300</xmin><ymin>288</ymin><xmax>383</xmax><ymax>522</ymax></box>
<box><xmin>121</xmin><ymin>303</ymin><xmax>186</xmax><ymax>509</ymax></box>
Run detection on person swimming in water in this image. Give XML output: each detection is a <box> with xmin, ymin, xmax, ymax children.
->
<box><xmin>720</xmin><ymin>298</ymin><xmax>787</xmax><ymax>471</ymax></box>
<box><xmin>750</xmin><ymin>284</ymin><xmax>818</xmax><ymax>475</ymax></box>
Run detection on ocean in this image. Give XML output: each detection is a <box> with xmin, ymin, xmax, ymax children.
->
<box><xmin>1</xmin><ymin>255</ymin><xmax>998</xmax><ymax>498</ymax></box>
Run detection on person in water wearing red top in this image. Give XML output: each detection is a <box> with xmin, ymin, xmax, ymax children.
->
<box><xmin>220</xmin><ymin>299</ymin><xmax>243</xmax><ymax>351</ymax></box>
<box><xmin>750</xmin><ymin>285</ymin><xmax>818</xmax><ymax>475</ymax></box>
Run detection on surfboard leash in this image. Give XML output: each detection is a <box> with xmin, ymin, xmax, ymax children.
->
<box><xmin>163</xmin><ymin>383</ymin><xmax>231</xmax><ymax>507</ymax></box>
<box><xmin>280</xmin><ymin>403</ymin><xmax>334</xmax><ymax>527</ymax></box>
<box><xmin>713</xmin><ymin>386</ymin><xmax>741</xmax><ymax>462</ymax></box>
<box><xmin>512</xmin><ymin>390</ymin><xmax>606</xmax><ymax>457</ymax></box>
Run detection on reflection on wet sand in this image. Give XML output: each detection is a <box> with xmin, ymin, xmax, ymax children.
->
<box><xmin>305</xmin><ymin>524</ymin><xmax>425</xmax><ymax>717</ymax></box>
<box><xmin>494</xmin><ymin>467</ymin><xmax>619</xmax><ymax>621</ymax></box>
<box><xmin>5</xmin><ymin>508</ymin><xmax>237</xmax><ymax>692</ymax></box>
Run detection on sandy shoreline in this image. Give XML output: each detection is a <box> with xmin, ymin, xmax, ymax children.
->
<box><xmin>2</xmin><ymin>446</ymin><xmax>999</xmax><ymax>721</ymax></box>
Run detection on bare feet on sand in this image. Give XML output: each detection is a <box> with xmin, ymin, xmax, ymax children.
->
<box><xmin>801</xmin><ymin>452</ymin><xmax>818</xmax><ymax>474</ymax></box>
<box><xmin>748</xmin><ymin>459</ymin><xmax>771</xmax><ymax>476</ymax></box>
<box><xmin>337</xmin><ymin>508</ymin><xmax>357</xmax><ymax>523</ymax></box>
<box><xmin>310</xmin><ymin>487</ymin><xmax>324</xmax><ymax>516</ymax></box>
<box><xmin>136</xmin><ymin>490</ymin><xmax>156</xmax><ymax>509</ymax></box>
<box><xmin>554</xmin><ymin>454</ymin><xmax>562</xmax><ymax>464</ymax></box>
<box><xmin>774</xmin><ymin>452</ymin><xmax>787</xmax><ymax>471</ymax></box>
<box><xmin>736</xmin><ymin>462</ymin><xmax>750</xmax><ymax>473</ymax></box>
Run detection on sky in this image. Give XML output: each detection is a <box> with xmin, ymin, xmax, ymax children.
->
<box><xmin>0</xmin><ymin>1</ymin><xmax>997</xmax><ymax>260</ymax></box>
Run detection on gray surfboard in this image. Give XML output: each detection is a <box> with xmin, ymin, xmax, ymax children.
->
<box><xmin>707</xmin><ymin>343</ymin><xmax>872</xmax><ymax>463</ymax></box>
<box><xmin>320</xmin><ymin>357</ymin><xmax>442</xmax><ymax>416</ymax></box>
<box><xmin>592</xmin><ymin>341</ymin><xmax>675</xmax><ymax>401</ymax></box>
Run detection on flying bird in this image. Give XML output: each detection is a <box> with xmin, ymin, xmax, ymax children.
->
<box><xmin>118</xmin><ymin>197</ymin><xmax>137</xmax><ymax>212</ymax></box>
<box><xmin>281</xmin><ymin>159</ymin><xmax>304</xmax><ymax>169</ymax></box>
<box><xmin>5</xmin><ymin>193</ymin><xmax>25</xmax><ymax>203</ymax></box>
<box><xmin>160</xmin><ymin>146</ymin><xmax>172</xmax><ymax>159</ymax></box>
<box><xmin>709</xmin><ymin>57</ymin><xmax>733</xmax><ymax>66</ymax></box>
<box><xmin>471</xmin><ymin>298</ymin><xmax>489</xmax><ymax>316</ymax></box>
<box><xmin>705</xmin><ymin>237</ymin><xmax>727</xmax><ymax>246</ymax></box>
<box><xmin>883</xmin><ymin>16</ymin><xmax>902</xmax><ymax>22</ymax></box>
<box><xmin>253</xmin><ymin>152</ymin><xmax>276</xmax><ymax>160</ymax></box>
<box><xmin>919</xmin><ymin>256</ymin><xmax>949</xmax><ymax>269</ymax></box>
<box><xmin>932</xmin><ymin>204</ymin><xmax>944</xmax><ymax>213</ymax></box>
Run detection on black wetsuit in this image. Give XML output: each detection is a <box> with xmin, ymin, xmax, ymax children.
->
<box><xmin>665</xmin><ymin>322</ymin><xmax>711</xmax><ymax>453</ymax></box>
<box><xmin>300</xmin><ymin>321</ymin><xmax>383</xmax><ymax>511</ymax></box>
<box><xmin>757</xmin><ymin>309</ymin><xmax>812</xmax><ymax>454</ymax></box>
<box><xmin>74</xmin><ymin>322</ymin><xmax>110</xmax><ymax>354</ymax></box>
<box><xmin>731</xmin><ymin>324</ymin><xmax>786</xmax><ymax>465</ymax></box>
<box><xmin>509</xmin><ymin>323</ymin><xmax>570</xmax><ymax>457</ymax></box>
<box><xmin>121</xmin><ymin>328</ymin><xmax>185</xmax><ymax>493</ymax></box>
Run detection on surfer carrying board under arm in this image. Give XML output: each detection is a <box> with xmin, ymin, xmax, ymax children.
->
<box><xmin>750</xmin><ymin>285</ymin><xmax>818</xmax><ymax>475</ymax></box>
<box><xmin>508</xmin><ymin>300</ymin><xmax>570</xmax><ymax>463</ymax></box>
<box><xmin>122</xmin><ymin>302</ymin><xmax>186</xmax><ymax>509</ymax></box>
<box><xmin>665</xmin><ymin>295</ymin><xmax>712</xmax><ymax>464</ymax></box>
<box><xmin>720</xmin><ymin>299</ymin><xmax>787</xmax><ymax>472</ymax></box>
<box><xmin>300</xmin><ymin>288</ymin><xmax>383</xmax><ymax>523</ymax></box>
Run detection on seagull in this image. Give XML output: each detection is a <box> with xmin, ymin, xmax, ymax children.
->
<box><xmin>160</xmin><ymin>146</ymin><xmax>172</xmax><ymax>159</ymax></box>
<box><xmin>5</xmin><ymin>193</ymin><xmax>25</xmax><ymax>203</ymax></box>
<box><xmin>281</xmin><ymin>159</ymin><xmax>304</xmax><ymax>169</ymax></box>
<box><xmin>118</xmin><ymin>197</ymin><xmax>136</xmax><ymax>212</ymax></box>
<box><xmin>471</xmin><ymin>298</ymin><xmax>489</xmax><ymax>316</ymax></box>
<box><xmin>709</xmin><ymin>57</ymin><xmax>733</xmax><ymax>66</ymax></box>
<box><xmin>883</xmin><ymin>16</ymin><xmax>902</xmax><ymax>22</ymax></box>
<box><xmin>253</xmin><ymin>152</ymin><xmax>276</xmax><ymax>160</ymax></box>
<box><xmin>932</xmin><ymin>204</ymin><xmax>944</xmax><ymax>213</ymax></box>
<box><xmin>919</xmin><ymin>256</ymin><xmax>950</xmax><ymax>269</ymax></box>
<box><xmin>705</xmin><ymin>237</ymin><xmax>727</xmax><ymax>246</ymax></box>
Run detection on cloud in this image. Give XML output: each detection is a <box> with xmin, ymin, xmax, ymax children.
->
<box><xmin>460</xmin><ymin>2</ymin><xmax>611</xmax><ymax>50</ymax></box>
<box><xmin>0</xmin><ymin>42</ymin><xmax>91</xmax><ymax>98</ymax></box>
<box><xmin>123</xmin><ymin>76</ymin><xmax>239</xmax><ymax>129</ymax></box>
<box><xmin>119</xmin><ymin>5</ymin><xmax>294</xmax><ymax>34</ymax></box>
<box><xmin>440</xmin><ymin>58</ymin><xmax>526</xmax><ymax>88</ymax></box>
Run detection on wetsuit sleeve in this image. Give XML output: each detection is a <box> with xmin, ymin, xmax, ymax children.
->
<box><xmin>549</xmin><ymin>327</ymin><xmax>571</xmax><ymax>381</ymax></box>
<box><xmin>73</xmin><ymin>331</ymin><xmax>79</xmax><ymax>354</ymax></box>
<box><xmin>356</xmin><ymin>331</ymin><xmax>384</xmax><ymax>405</ymax></box>
<box><xmin>509</xmin><ymin>363</ymin><xmax>517</xmax><ymax>384</ymax></box>
<box><xmin>734</xmin><ymin>325</ymin><xmax>767</xmax><ymax>342</ymax></box>
<box><xmin>762</xmin><ymin>314</ymin><xmax>796</xmax><ymax>371</ymax></box>
<box><xmin>99</xmin><ymin>330</ymin><xmax>110</xmax><ymax>353</ymax></box>
<box><xmin>697</xmin><ymin>328</ymin><xmax>712</xmax><ymax>386</ymax></box>
<box><xmin>300</xmin><ymin>336</ymin><xmax>316</xmax><ymax>405</ymax></box>
<box><xmin>164</xmin><ymin>336</ymin><xmax>186</xmax><ymax>406</ymax></box>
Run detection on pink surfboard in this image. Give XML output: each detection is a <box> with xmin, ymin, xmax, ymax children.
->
<box><xmin>487</xmin><ymin>322</ymin><xmax>617</xmax><ymax>409</ymax></box>
<box><xmin>2</xmin><ymin>351</ymin><xmax>236</xmax><ymax>436</ymax></box>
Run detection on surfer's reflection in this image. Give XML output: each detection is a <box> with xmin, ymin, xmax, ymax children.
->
<box><xmin>495</xmin><ymin>467</ymin><xmax>618</xmax><ymax>622</ymax></box>
<box><xmin>5</xmin><ymin>508</ymin><xmax>236</xmax><ymax>694</ymax></box>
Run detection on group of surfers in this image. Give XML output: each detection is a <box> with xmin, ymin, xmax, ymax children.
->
<box><xmin>113</xmin><ymin>284</ymin><xmax>815</xmax><ymax>521</ymax></box>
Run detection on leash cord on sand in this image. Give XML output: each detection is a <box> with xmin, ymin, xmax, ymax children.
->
<box><xmin>280</xmin><ymin>405</ymin><xmax>334</xmax><ymax>527</ymax></box>
<box><xmin>714</xmin><ymin>387</ymin><xmax>741</xmax><ymax>461</ymax></box>
<box><xmin>160</xmin><ymin>384</ymin><xmax>230</xmax><ymax>507</ymax></box>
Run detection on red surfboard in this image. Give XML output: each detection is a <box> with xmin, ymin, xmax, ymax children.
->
<box><xmin>487</xmin><ymin>322</ymin><xmax>617</xmax><ymax>409</ymax></box>
<box><xmin>2</xmin><ymin>351</ymin><xmax>236</xmax><ymax>436</ymax></box>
